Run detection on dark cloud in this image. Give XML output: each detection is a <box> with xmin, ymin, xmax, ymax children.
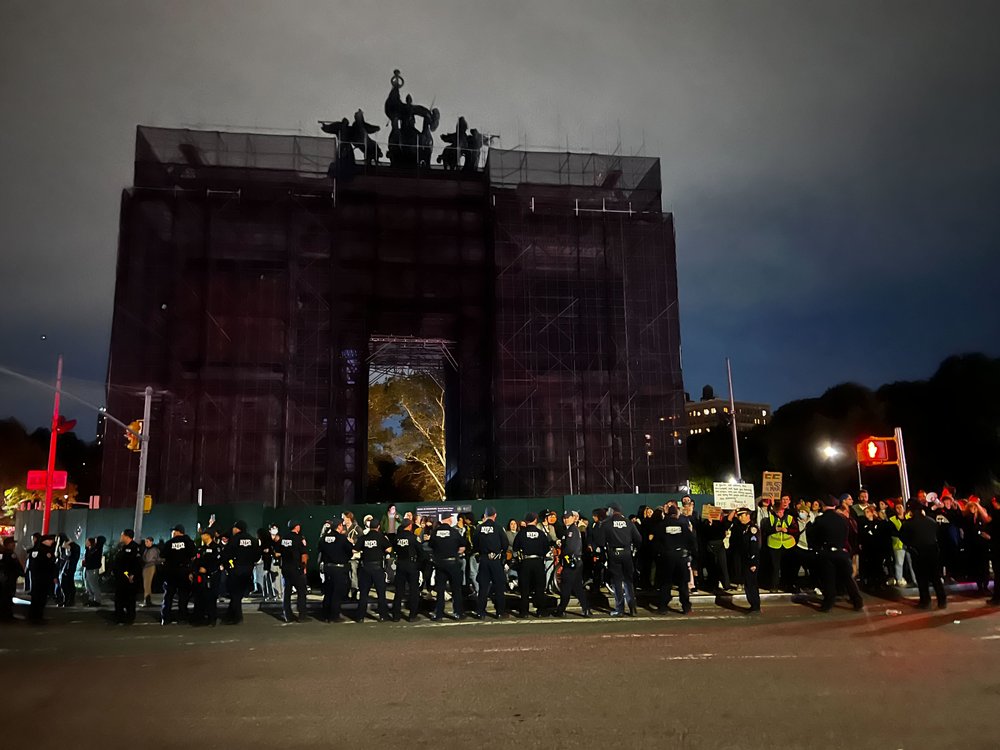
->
<box><xmin>1</xmin><ymin>0</ymin><xmax>998</xmax><ymax>428</ymax></box>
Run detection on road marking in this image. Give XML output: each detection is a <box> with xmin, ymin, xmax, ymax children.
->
<box><xmin>601</xmin><ymin>633</ymin><xmax>678</xmax><ymax>639</ymax></box>
<box><xmin>410</xmin><ymin>614</ymin><xmax>734</xmax><ymax>629</ymax></box>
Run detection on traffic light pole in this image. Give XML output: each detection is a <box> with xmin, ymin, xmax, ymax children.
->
<box><xmin>41</xmin><ymin>355</ymin><xmax>63</xmax><ymax>536</ymax></box>
<box><xmin>726</xmin><ymin>358</ymin><xmax>742</xmax><ymax>481</ymax></box>
<box><xmin>894</xmin><ymin>426</ymin><xmax>910</xmax><ymax>503</ymax></box>
<box><xmin>133</xmin><ymin>386</ymin><xmax>153</xmax><ymax>539</ymax></box>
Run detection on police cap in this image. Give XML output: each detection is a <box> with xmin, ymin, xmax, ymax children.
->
<box><xmin>233</xmin><ymin>520</ymin><xmax>248</xmax><ymax>532</ymax></box>
<box><xmin>563</xmin><ymin>509</ymin><xmax>577</xmax><ymax>520</ymax></box>
<box><xmin>172</xmin><ymin>524</ymin><xmax>186</xmax><ymax>534</ymax></box>
<box><xmin>484</xmin><ymin>506</ymin><xmax>497</xmax><ymax>517</ymax></box>
<box><xmin>735</xmin><ymin>508</ymin><xmax>751</xmax><ymax>516</ymax></box>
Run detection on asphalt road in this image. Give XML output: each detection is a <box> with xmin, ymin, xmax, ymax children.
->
<box><xmin>4</xmin><ymin>595</ymin><xmax>1000</xmax><ymax>750</ymax></box>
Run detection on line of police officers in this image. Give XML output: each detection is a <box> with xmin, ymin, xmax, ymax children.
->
<box><xmin>5</xmin><ymin>495</ymin><xmax>879</xmax><ymax>625</ymax></box>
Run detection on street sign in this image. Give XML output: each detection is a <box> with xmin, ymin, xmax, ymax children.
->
<box><xmin>761</xmin><ymin>471</ymin><xmax>782</xmax><ymax>500</ymax></box>
<box><xmin>712</xmin><ymin>482</ymin><xmax>756</xmax><ymax>510</ymax></box>
<box><xmin>26</xmin><ymin>470</ymin><xmax>67</xmax><ymax>491</ymax></box>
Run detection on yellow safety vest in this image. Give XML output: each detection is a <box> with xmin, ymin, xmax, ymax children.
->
<box><xmin>767</xmin><ymin>512</ymin><xmax>796</xmax><ymax>549</ymax></box>
<box><xmin>890</xmin><ymin>515</ymin><xmax>904</xmax><ymax>550</ymax></box>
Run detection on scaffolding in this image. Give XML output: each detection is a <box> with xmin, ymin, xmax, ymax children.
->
<box><xmin>100</xmin><ymin>127</ymin><xmax>686</xmax><ymax>507</ymax></box>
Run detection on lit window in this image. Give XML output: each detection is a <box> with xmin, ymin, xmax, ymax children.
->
<box><xmin>703</xmin><ymin>410</ymin><xmax>709</xmax><ymax>416</ymax></box>
<box><xmin>710</xmin><ymin>408</ymin><xmax>717</xmax><ymax>414</ymax></box>
<box><xmin>706</xmin><ymin>427</ymin><xmax>711</xmax><ymax>432</ymax></box>
<box><xmin>723</xmin><ymin>407</ymin><xmax>729</xmax><ymax>413</ymax></box>
<box><xmin>762</xmin><ymin>409</ymin><xmax>767</xmax><ymax>416</ymax></box>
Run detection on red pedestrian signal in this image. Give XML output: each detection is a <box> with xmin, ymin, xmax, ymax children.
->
<box><xmin>856</xmin><ymin>436</ymin><xmax>897</xmax><ymax>466</ymax></box>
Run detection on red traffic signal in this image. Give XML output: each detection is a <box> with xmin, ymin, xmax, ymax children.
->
<box><xmin>856</xmin><ymin>436</ymin><xmax>898</xmax><ymax>466</ymax></box>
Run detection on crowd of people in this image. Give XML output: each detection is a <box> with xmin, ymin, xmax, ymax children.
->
<box><xmin>2</xmin><ymin>487</ymin><xmax>997</xmax><ymax>626</ymax></box>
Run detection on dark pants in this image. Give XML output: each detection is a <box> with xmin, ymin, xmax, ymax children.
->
<box><xmin>518</xmin><ymin>558</ymin><xmax>547</xmax><ymax>616</ymax></box>
<box><xmin>321</xmin><ymin>564</ymin><xmax>350</xmax><ymax>621</ymax></box>
<box><xmin>357</xmin><ymin>563</ymin><xmax>389</xmax><ymax>620</ymax></box>
<box><xmin>161</xmin><ymin>571</ymin><xmax>191</xmax><ymax>622</ymax></box>
<box><xmin>56</xmin><ymin>569</ymin><xmax>76</xmax><ymax>606</ymax></box>
<box><xmin>606</xmin><ymin>550</ymin><xmax>636</xmax><ymax>613</ymax></box>
<box><xmin>114</xmin><ymin>577</ymin><xmax>137</xmax><ymax>623</ymax></box>
<box><xmin>0</xmin><ymin>581</ymin><xmax>15</xmax><ymax>620</ymax></box>
<box><xmin>30</xmin><ymin>576</ymin><xmax>52</xmax><ymax>622</ymax></box>
<box><xmin>392</xmin><ymin>562</ymin><xmax>421</xmax><ymax>620</ymax></box>
<box><xmin>817</xmin><ymin>550</ymin><xmax>863</xmax><ymax>611</ymax></box>
<box><xmin>766</xmin><ymin>546</ymin><xmax>794</xmax><ymax>590</ymax></box>
<box><xmin>556</xmin><ymin>563</ymin><xmax>588</xmax><ymax>613</ymax></box>
<box><xmin>657</xmin><ymin>552</ymin><xmax>691</xmax><ymax>611</ymax></box>
<box><xmin>706</xmin><ymin>540</ymin><xmax>730</xmax><ymax>589</ymax></box>
<box><xmin>911</xmin><ymin>545</ymin><xmax>946</xmax><ymax>606</ymax></box>
<box><xmin>991</xmin><ymin>544</ymin><xmax>1000</xmax><ymax>603</ymax></box>
<box><xmin>282</xmin><ymin>567</ymin><xmax>308</xmax><ymax>619</ymax></box>
<box><xmin>476</xmin><ymin>557</ymin><xmax>506</xmax><ymax>616</ymax></box>
<box><xmin>744</xmin><ymin>566</ymin><xmax>761</xmax><ymax>611</ymax></box>
<box><xmin>226</xmin><ymin>568</ymin><xmax>252</xmax><ymax>623</ymax></box>
<box><xmin>434</xmin><ymin>559</ymin><xmax>464</xmax><ymax>618</ymax></box>
<box><xmin>191</xmin><ymin>575</ymin><xmax>219</xmax><ymax>625</ymax></box>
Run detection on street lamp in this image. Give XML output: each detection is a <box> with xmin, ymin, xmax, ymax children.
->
<box><xmin>819</xmin><ymin>442</ymin><xmax>862</xmax><ymax>492</ymax></box>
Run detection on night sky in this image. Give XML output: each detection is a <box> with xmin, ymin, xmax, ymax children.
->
<box><xmin>1</xmin><ymin>1</ymin><xmax>998</xmax><ymax>433</ymax></box>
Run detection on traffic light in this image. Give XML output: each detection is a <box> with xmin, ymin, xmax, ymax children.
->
<box><xmin>856</xmin><ymin>436</ymin><xmax>898</xmax><ymax>466</ymax></box>
<box><xmin>125</xmin><ymin>420</ymin><xmax>143</xmax><ymax>452</ymax></box>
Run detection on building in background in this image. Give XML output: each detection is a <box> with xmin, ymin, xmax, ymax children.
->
<box><xmin>100</xmin><ymin>126</ymin><xmax>687</xmax><ymax>506</ymax></box>
<box><xmin>685</xmin><ymin>385</ymin><xmax>770</xmax><ymax>436</ymax></box>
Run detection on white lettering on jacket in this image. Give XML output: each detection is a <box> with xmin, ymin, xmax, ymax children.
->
<box><xmin>613</xmin><ymin>520</ymin><xmax>627</xmax><ymax>529</ymax></box>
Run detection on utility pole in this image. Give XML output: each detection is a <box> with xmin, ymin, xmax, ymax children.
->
<box><xmin>133</xmin><ymin>386</ymin><xmax>153</xmax><ymax>538</ymax></box>
<box><xmin>894</xmin><ymin>426</ymin><xmax>910</xmax><ymax>503</ymax></box>
<box><xmin>41</xmin><ymin>355</ymin><xmax>63</xmax><ymax>535</ymax></box>
<box><xmin>726</xmin><ymin>357</ymin><xmax>742</xmax><ymax>482</ymax></box>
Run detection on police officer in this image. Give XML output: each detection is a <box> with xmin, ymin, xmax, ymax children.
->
<box><xmin>732</xmin><ymin>508</ymin><xmax>762</xmax><ymax>614</ymax></box>
<box><xmin>513</xmin><ymin>512</ymin><xmax>552</xmax><ymax>617</ymax></box>
<box><xmin>429</xmin><ymin>513</ymin><xmax>466</xmax><ymax>621</ymax></box>
<box><xmin>276</xmin><ymin>520</ymin><xmax>309</xmax><ymax>623</ymax></box>
<box><xmin>317</xmin><ymin>519</ymin><xmax>353</xmax><ymax>623</ymax></box>
<box><xmin>472</xmin><ymin>506</ymin><xmax>509</xmax><ymax>619</ymax></box>
<box><xmin>809</xmin><ymin>496</ymin><xmax>864</xmax><ymax>612</ymax></box>
<box><xmin>554</xmin><ymin>510</ymin><xmax>591</xmax><ymax>617</ymax></box>
<box><xmin>113</xmin><ymin>529</ymin><xmax>143</xmax><ymax>625</ymax></box>
<box><xmin>1</xmin><ymin>537</ymin><xmax>24</xmax><ymax>622</ymax></box>
<box><xmin>900</xmin><ymin>501</ymin><xmax>947</xmax><ymax>609</ymax></box>
<box><xmin>653</xmin><ymin>505</ymin><xmax>696</xmax><ymax>614</ymax></box>
<box><xmin>391</xmin><ymin>517</ymin><xmax>422</xmax><ymax>622</ymax></box>
<box><xmin>355</xmin><ymin>515</ymin><xmax>392</xmax><ymax>622</ymax></box>
<box><xmin>160</xmin><ymin>524</ymin><xmax>197</xmax><ymax>625</ymax></box>
<box><xmin>594</xmin><ymin>502</ymin><xmax>641</xmax><ymax>616</ymax></box>
<box><xmin>222</xmin><ymin>520</ymin><xmax>260</xmax><ymax>624</ymax></box>
<box><xmin>191</xmin><ymin>530</ymin><xmax>223</xmax><ymax>626</ymax></box>
<box><xmin>26</xmin><ymin>535</ymin><xmax>57</xmax><ymax>624</ymax></box>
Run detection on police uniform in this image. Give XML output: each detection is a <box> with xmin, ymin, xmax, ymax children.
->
<box><xmin>594</xmin><ymin>506</ymin><xmax>641</xmax><ymax>616</ymax></box>
<box><xmin>391</xmin><ymin>523</ymin><xmax>422</xmax><ymax>621</ymax></box>
<box><xmin>429</xmin><ymin>520</ymin><xmax>466</xmax><ymax>620</ymax></box>
<box><xmin>653</xmin><ymin>511</ymin><xmax>696</xmax><ymax>614</ymax></box>
<box><xmin>732</xmin><ymin>512</ymin><xmax>762</xmax><ymax>613</ymax></box>
<box><xmin>1</xmin><ymin>541</ymin><xmax>24</xmax><ymax>621</ymax></box>
<box><xmin>473</xmin><ymin>510</ymin><xmax>509</xmax><ymax>618</ymax></box>
<box><xmin>160</xmin><ymin>527</ymin><xmax>197</xmax><ymax>624</ymax></box>
<box><xmin>317</xmin><ymin>526</ymin><xmax>353</xmax><ymax>622</ymax></box>
<box><xmin>512</xmin><ymin>516</ymin><xmax>552</xmax><ymax>617</ymax></box>
<box><xmin>190</xmin><ymin>537</ymin><xmax>222</xmax><ymax>626</ymax></box>
<box><xmin>113</xmin><ymin>533</ymin><xmax>143</xmax><ymax>624</ymax></box>
<box><xmin>809</xmin><ymin>504</ymin><xmax>864</xmax><ymax>612</ymax></box>
<box><xmin>355</xmin><ymin>526</ymin><xmax>392</xmax><ymax>622</ymax></box>
<box><xmin>900</xmin><ymin>510</ymin><xmax>947</xmax><ymax>609</ymax></box>
<box><xmin>222</xmin><ymin>523</ymin><xmax>261</xmax><ymax>623</ymax></box>
<box><xmin>275</xmin><ymin>523</ymin><xmax>309</xmax><ymax>622</ymax></box>
<box><xmin>27</xmin><ymin>538</ymin><xmax>57</xmax><ymax>623</ymax></box>
<box><xmin>554</xmin><ymin>514</ymin><xmax>591</xmax><ymax>617</ymax></box>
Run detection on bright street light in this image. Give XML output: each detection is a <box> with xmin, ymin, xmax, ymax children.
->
<box><xmin>820</xmin><ymin>444</ymin><xmax>841</xmax><ymax>460</ymax></box>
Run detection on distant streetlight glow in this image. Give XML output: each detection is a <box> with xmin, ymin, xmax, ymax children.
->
<box><xmin>820</xmin><ymin>444</ymin><xmax>841</xmax><ymax>460</ymax></box>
